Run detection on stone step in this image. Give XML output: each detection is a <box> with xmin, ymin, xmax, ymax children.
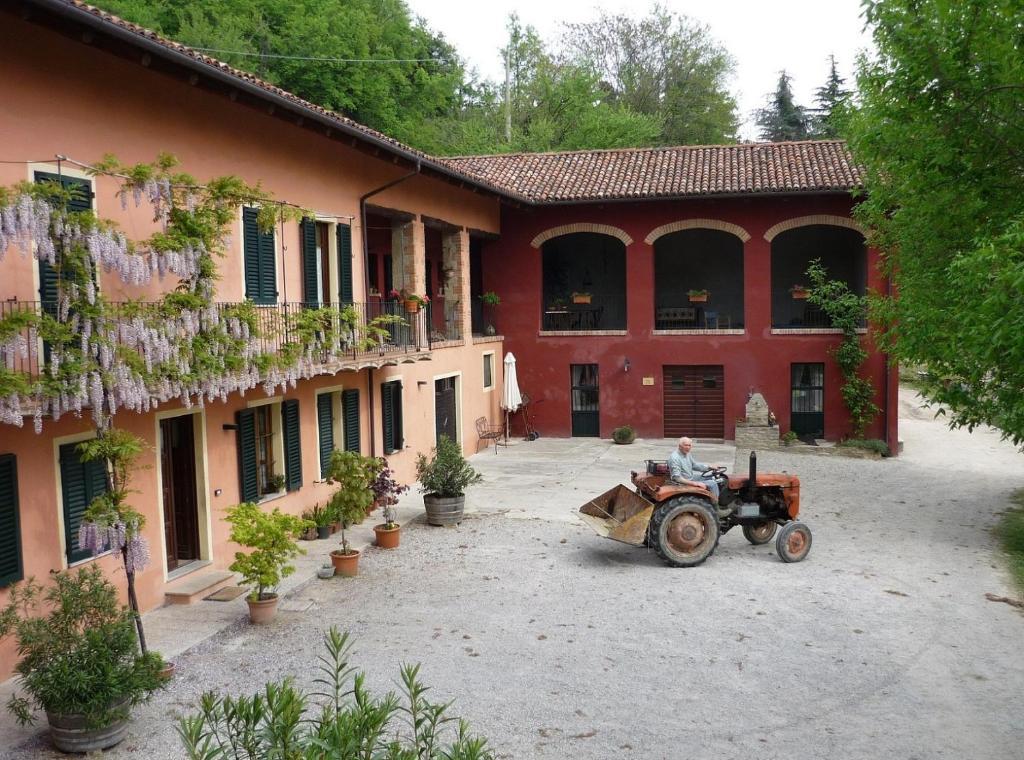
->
<box><xmin>164</xmin><ymin>569</ymin><xmax>236</xmax><ymax>605</ymax></box>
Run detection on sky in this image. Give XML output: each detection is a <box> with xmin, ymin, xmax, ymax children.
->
<box><xmin>405</xmin><ymin>0</ymin><xmax>874</xmax><ymax>140</ymax></box>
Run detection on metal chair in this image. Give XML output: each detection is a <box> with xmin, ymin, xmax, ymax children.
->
<box><xmin>475</xmin><ymin>416</ymin><xmax>505</xmax><ymax>453</ymax></box>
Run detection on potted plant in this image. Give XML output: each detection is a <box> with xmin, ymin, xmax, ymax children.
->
<box><xmin>480</xmin><ymin>291</ymin><xmax>501</xmax><ymax>307</ymax></box>
<box><xmin>415</xmin><ymin>435</ymin><xmax>482</xmax><ymax>527</ymax></box>
<box><xmin>547</xmin><ymin>297</ymin><xmax>568</xmax><ymax>312</ymax></box>
<box><xmin>265</xmin><ymin>472</ymin><xmax>286</xmax><ymax>495</ymax></box>
<box><xmin>790</xmin><ymin>284</ymin><xmax>810</xmax><ymax>300</ymax></box>
<box><xmin>390</xmin><ymin>288</ymin><xmax>430</xmax><ymax>313</ymax></box>
<box><xmin>309</xmin><ymin>502</ymin><xmax>333</xmax><ymax>539</ymax></box>
<box><xmin>370</xmin><ymin>458</ymin><xmax>409</xmax><ymax>549</ymax></box>
<box><xmin>687</xmin><ymin>288</ymin><xmax>709</xmax><ymax>303</ymax></box>
<box><xmin>299</xmin><ymin>509</ymin><xmax>319</xmax><ymax>540</ymax></box>
<box><xmin>612</xmin><ymin>425</ymin><xmax>636</xmax><ymax>444</ymax></box>
<box><xmin>224</xmin><ymin>501</ymin><xmax>312</xmax><ymax>623</ymax></box>
<box><xmin>325</xmin><ymin>450</ymin><xmax>377</xmax><ymax>576</ymax></box>
<box><xmin>571</xmin><ymin>291</ymin><xmax>592</xmax><ymax>304</ymax></box>
<box><xmin>0</xmin><ymin>566</ymin><xmax>165</xmax><ymax>753</ymax></box>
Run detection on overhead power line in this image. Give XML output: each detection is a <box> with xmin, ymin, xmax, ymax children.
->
<box><xmin>191</xmin><ymin>48</ymin><xmax>437</xmax><ymax>64</ymax></box>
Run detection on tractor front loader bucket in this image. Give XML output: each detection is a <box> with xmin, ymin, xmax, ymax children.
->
<box><xmin>578</xmin><ymin>484</ymin><xmax>655</xmax><ymax>547</ymax></box>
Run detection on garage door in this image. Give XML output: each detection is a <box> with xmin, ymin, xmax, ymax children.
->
<box><xmin>663</xmin><ymin>365</ymin><xmax>724</xmax><ymax>439</ymax></box>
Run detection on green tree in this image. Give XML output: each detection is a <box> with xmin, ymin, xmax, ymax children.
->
<box><xmin>846</xmin><ymin>0</ymin><xmax>1024</xmax><ymax>445</ymax></box>
<box><xmin>810</xmin><ymin>54</ymin><xmax>850</xmax><ymax>138</ymax></box>
<box><xmin>563</xmin><ymin>6</ymin><xmax>739</xmax><ymax>144</ymax></box>
<box><xmin>755</xmin><ymin>70</ymin><xmax>809</xmax><ymax>141</ymax></box>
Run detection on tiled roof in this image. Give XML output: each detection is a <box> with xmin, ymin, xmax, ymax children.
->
<box><xmin>439</xmin><ymin>142</ymin><xmax>863</xmax><ymax>202</ymax></box>
<box><xmin>41</xmin><ymin>2</ymin><xmax>862</xmax><ymax>205</ymax></box>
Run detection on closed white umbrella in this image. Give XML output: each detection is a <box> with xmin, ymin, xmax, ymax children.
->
<box><xmin>502</xmin><ymin>352</ymin><xmax>523</xmax><ymax>440</ymax></box>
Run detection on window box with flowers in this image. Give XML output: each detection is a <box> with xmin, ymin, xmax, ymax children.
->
<box><xmin>790</xmin><ymin>284</ymin><xmax>811</xmax><ymax>300</ymax></box>
<box><xmin>390</xmin><ymin>288</ymin><xmax>430</xmax><ymax>313</ymax></box>
<box><xmin>688</xmin><ymin>289</ymin><xmax>709</xmax><ymax>303</ymax></box>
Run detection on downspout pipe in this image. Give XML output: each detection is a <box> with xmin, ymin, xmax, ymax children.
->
<box><xmin>359</xmin><ymin>161</ymin><xmax>422</xmax><ymax>456</ymax></box>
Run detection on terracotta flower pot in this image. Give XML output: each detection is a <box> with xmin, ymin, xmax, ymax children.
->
<box><xmin>404</xmin><ymin>299</ymin><xmax>420</xmax><ymax>313</ymax></box>
<box><xmin>791</xmin><ymin>289</ymin><xmax>809</xmax><ymax>300</ymax></box>
<box><xmin>247</xmin><ymin>593</ymin><xmax>279</xmax><ymax>624</ymax></box>
<box><xmin>688</xmin><ymin>294</ymin><xmax>708</xmax><ymax>303</ymax></box>
<box><xmin>374</xmin><ymin>523</ymin><xmax>401</xmax><ymax>549</ymax></box>
<box><xmin>158</xmin><ymin>661</ymin><xmax>176</xmax><ymax>682</ymax></box>
<box><xmin>331</xmin><ymin>549</ymin><xmax>361</xmax><ymax>577</ymax></box>
<box><xmin>572</xmin><ymin>294</ymin><xmax>591</xmax><ymax>304</ymax></box>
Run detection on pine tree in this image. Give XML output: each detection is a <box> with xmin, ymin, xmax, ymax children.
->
<box><xmin>811</xmin><ymin>55</ymin><xmax>850</xmax><ymax>138</ymax></box>
<box><xmin>755</xmin><ymin>70</ymin><xmax>809</xmax><ymax>142</ymax></box>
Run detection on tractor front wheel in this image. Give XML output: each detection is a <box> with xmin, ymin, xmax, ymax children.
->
<box><xmin>651</xmin><ymin>498</ymin><xmax>720</xmax><ymax>567</ymax></box>
<box><xmin>776</xmin><ymin>521</ymin><xmax>812</xmax><ymax>563</ymax></box>
<box><xmin>742</xmin><ymin>521</ymin><xmax>778</xmax><ymax>545</ymax></box>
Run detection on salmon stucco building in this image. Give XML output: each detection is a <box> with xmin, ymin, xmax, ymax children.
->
<box><xmin>0</xmin><ymin>0</ymin><xmax>895</xmax><ymax>681</ymax></box>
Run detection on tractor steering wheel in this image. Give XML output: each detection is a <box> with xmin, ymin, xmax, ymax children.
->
<box><xmin>704</xmin><ymin>466</ymin><xmax>728</xmax><ymax>478</ymax></box>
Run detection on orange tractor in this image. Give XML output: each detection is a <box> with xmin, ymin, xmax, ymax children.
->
<box><xmin>579</xmin><ymin>452</ymin><xmax>812</xmax><ymax>567</ymax></box>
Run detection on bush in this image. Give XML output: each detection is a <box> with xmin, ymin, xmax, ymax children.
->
<box><xmin>0</xmin><ymin>566</ymin><xmax>164</xmax><ymax>728</ymax></box>
<box><xmin>612</xmin><ymin>425</ymin><xmax>635</xmax><ymax>444</ymax></box>
<box><xmin>177</xmin><ymin>627</ymin><xmax>494</xmax><ymax>759</ymax></box>
<box><xmin>837</xmin><ymin>438</ymin><xmax>891</xmax><ymax>456</ymax></box>
<box><xmin>781</xmin><ymin>430</ymin><xmax>799</xmax><ymax>445</ymax></box>
<box><xmin>225</xmin><ymin>502</ymin><xmax>311</xmax><ymax>600</ymax></box>
<box><xmin>415</xmin><ymin>435</ymin><xmax>482</xmax><ymax>497</ymax></box>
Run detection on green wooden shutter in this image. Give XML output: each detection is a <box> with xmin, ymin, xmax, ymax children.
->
<box><xmin>35</xmin><ymin>172</ymin><xmax>92</xmax><ymax>314</ymax></box>
<box><xmin>243</xmin><ymin>209</ymin><xmax>277</xmax><ymax>304</ymax></box>
<box><xmin>382</xmin><ymin>381</ymin><xmax>402</xmax><ymax>453</ymax></box>
<box><xmin>236</xmin><ymin>408</ymin><xmax>258</xmax><ymax>503</ymax></box>
<box><xmin>392</xmin><ymin>383</ymin><xmax>404</xmax><ymax>450</ymax></box>
<box><xmin>337</xmin><ymin>224</ymin><xmax>353</xmax><ymax>304</ymax></box>
<box><xmin>0</xmin><ymin>454</ymin><xmax>23</xmax><ymax>587</ymax></box>
<box><xmin>282</xmin><ymin>399</ymin><xmax>302</xmax><ymax>492</ymax></box>
<box><xmin>259</xmin><ymin>220</ymin><xmax>277</xmax><ymax>304</ymax></box>
<box><xmin>59</xmin><ymin>442</ymin><xmax>108</xmax><ymax>565</ymax></box>
<box><xmin>342</xmin><ymin>389</ymin><xmax>360</xmax><ymax>452</ymax></box>
<box><xmin>301</xmin><ymin>218</ymin><xmax>319</xmax><ymax>307</ymax></box>
<box><xmin>317</xmin><ymin>393</ymin><xmax>335</xmax><ymax>478</ymax></box>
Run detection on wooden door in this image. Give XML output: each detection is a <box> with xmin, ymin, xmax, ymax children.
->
<box><xmin>663</xmin><ymin>365</ymin><xmax>725</xmax><ymax>439</ymax></box>
<box><xmin>160</xmin><ymin>415</ymin><xmax>199</xmax><ymax>571</ymax></box>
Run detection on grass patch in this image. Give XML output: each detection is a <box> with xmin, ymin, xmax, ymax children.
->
<box><xmin>837</xmin><ymin>438</ymin><xmax>891</xmax><ymax>456</ymax></box>
<box><xmin>996</xmin><ymin>490</ymin><xmax>1024</xmax><ymax>595</ymax></box>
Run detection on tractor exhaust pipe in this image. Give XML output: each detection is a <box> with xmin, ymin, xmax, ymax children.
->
<box><xmin>748</xmin><ymin>451</ymin><xmax>758</xmax><ymax>500</ymax></box>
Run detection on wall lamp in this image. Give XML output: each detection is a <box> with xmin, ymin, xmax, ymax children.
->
<box><xmin>624</xmin><ymin>357</ymin><xmax>631</xmax><ymax>373</ymax></box>
<box><xmin>222</xmin><ymin>423</ymin><xmax>238</xmax><ymax>431</ymax></box>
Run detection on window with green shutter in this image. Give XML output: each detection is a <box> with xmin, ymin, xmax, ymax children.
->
<box><xmin>0</xmin><ymin>454</ymin><xmax>23</xmax><ymax>587</ymax></box>
<box><xmin>337</xmin><ymin>224</ymin><xmax>353</xmax><ymax>304</ymax></box>
<box><xmin>281</xmin><ymin>399</ymin><xmax>302</xmax><ymax>492</ymax></box>
<box><xmin>301</xmin><ymin>218</ymin><xmax>319</xmax><ymax>307</ymax></box>
<box><xmin>381</xmin><ymin>381</ymin><xmax>403</xmax><ymax>454</ymax></box>
<box><xmin>342</xmin><ymin>389</ymin><xmax>360</xmax><ymax>452</ymax></box>
<box><xmin>243</xmin><ymin>207</ymin><xmax>277</xmax><ymax>305</ymax></box>
<box><xmin>236</xmin><ymin>408</ymin><xmax>259</xmax><ymax>503</ymax></box>
<box><xmin>317</xmin><ymin>392</ymin><xmax>335</xmax><ymax>478</ymax></box>
<box><xmin>59</xmin><ymin>441</ymin><xmax>108</xmax><ymax>565</ymax></box>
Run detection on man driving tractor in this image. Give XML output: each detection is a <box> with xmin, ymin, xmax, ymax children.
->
<box><xmin>668</xmin><ymin>436</ymin><xmax>720</xmax><ymax>501</ymax></box>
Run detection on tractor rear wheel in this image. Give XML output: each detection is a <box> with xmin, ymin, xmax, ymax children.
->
<box><xmin>742</xmin><ymin>521</ymin><xmax>778</xmax><ymax>545</ymax></box>
<box><xmin>651</xmin><ymin>498</ymin><xmax>719</xmax><ymax>567</ymax></box>
<box><xmin>776</xmin><ymin>521</ymin><xmax>812</xmax><ymax>563</ymax></box>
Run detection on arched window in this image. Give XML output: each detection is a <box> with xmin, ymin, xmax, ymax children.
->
<box><xmin>541</xmin><ymin>233</ymin><xmax>627</xmax><ymax>331</ymax></box>
<box><xmin>653</xmin><ymin>229</ymin><xmax>744</xmax><ymax>329</ymax></box>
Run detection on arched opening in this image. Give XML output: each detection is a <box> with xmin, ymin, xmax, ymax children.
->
<box><xmin>541</xmin><ymin>232</ymin><xmax>626</xmax><ymax>331</ymax></box>
<box><xmin>771</xmin><ymin>225</ymin><xmax>866</xmax><ymax>328</ymax></box>
<box><xmin>653</xmin><ymin>229</ymin><xmax>744</xmax><ymax>329</ymax></box>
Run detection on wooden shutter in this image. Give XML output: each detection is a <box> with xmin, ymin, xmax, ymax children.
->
<box><xmin>393</xmin><ymin>383</ymin><xmax>404</xmax><ymax>450</ymax></box>
<box><xmin>382</xmin><ymin>381</ymin><xmax>403</xmax><ymax>453</ymax></box>
<box><xmin>59</xmin><ymin>442</ymin><xmax>108</xmax><ymax>565</ymax></box>
<box><xmin>35</xmin><ymin>172</ymin><xmax>92</xmax><ymax>314</ymax></box>
<box><xmin>243</xmin><ymin>208</ymin><xmax>277</xmax><ymax>304</ymax></box>
<box><xmin>342</xmin><ymin>389</ymin><xmax>360</xmax><ymax>452</ymax></box>
<box><xmin>337</xmin><ymin>224</ymin><xmax>354</xmax><ymax>304</ymax></box>
<box><xmin>236</xmin><ymin>408</ymin><xmax>258</xmax><ymax>503</ymax></box>
<box><xmin>317</xmin><ymin>393</ymin><xmax>335</xmax><ymax>478</ymax></box>
<box><xmin>0</xmin><ymin>454</ymin><xmax>23</xmax><ymax>587</ymax></box>
<box><xmin>301</xmin><ymin>218</ymin><xmax>319</xmax><ymax>307</ymax></box>
<box><xmin>281</xmin><ymin>399</ymin><xmax>302</xmax><ymax>492</ymax></box>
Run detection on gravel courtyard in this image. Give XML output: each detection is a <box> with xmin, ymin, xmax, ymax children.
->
<box><xmin>4</xmin><ymin>389</ymin><xmax>1023</xmax><ymax>759</ymax></box>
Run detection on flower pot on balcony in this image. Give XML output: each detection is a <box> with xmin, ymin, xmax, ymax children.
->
<box><xmin>688</xmin><ymin>293</ymin><xmax>708</xmax><ymax>303</ymax></box>
<box><xmin>405</xmin><ymin>299</ymin><xmax>420</xmax><ymax>313</ymax></box>
<box><xmin>791</xmin><ymin>288</ymin><xmax>810</xmax><ymax>300</ymax></box>
<box><xmin>572</xmin><ymin>294</ymin><xmax>592</xmax><ymax>304</ymax></box>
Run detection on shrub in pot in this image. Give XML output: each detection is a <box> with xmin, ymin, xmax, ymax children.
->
<box><xmin>0</xmin><ymin>566</ymin><xmax>165</xmax><ymax>753</ymax></box>
<box><xmin>370</xmin><ymin>458</ymin><xmax>409</xmax><ymax>549</ymax></box>
<box><xmin>225</xmin><ymin>502</ymin><xmax>312</xmax><ymax>623</ymax></box>
<box><xmin>612</xmin><ymin>425</ymin><xmax>636</xmax><ymax>444</ymax></box>
<box><xmin>415</xmin><ymin>435</ymin><xmax>482</xmax><ymax>526</ymax></box>
<box><xmin>326</xmin><ymin>450</ymin><xmax>378</xmax><ymax>575</ymax></box>
<box><xmin>309</xmin><ymin>502</ymin><xmax>333</xmax><ymax>539</ymax></box>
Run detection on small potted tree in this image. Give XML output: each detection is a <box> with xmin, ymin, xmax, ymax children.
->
<box><xmin>0</xmin><ymin>566</ymin><xmax>165</xmax><ymax>753</ymax></box>
<box><xmin>326</xmin><ymin>450</ymin><xmax>377</xmax><ymax>576</ymax></box>
<box><xmin>224</xmin><ymin>502</ymin><xmax>312</xmax><ymax>623</ymax></box>
<box><xmin>480</xmin><ymin>291</ymin><xmax>501</xmax><ymax>336</ymax></box>
<box><xmin>370</xmin><ymin>458</ymin><xmax>409</xmax><ymax>549</ymax></box>
<box><xmin>415</xmin><ymin>435</ymin><xmax>482</xmax><ymax>526</ymax></box>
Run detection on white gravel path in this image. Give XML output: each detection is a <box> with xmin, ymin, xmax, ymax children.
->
<box><xmin>3</xmin><ymin>388</ymin><xmax>1023</xmax><ymax>759</ymax></box>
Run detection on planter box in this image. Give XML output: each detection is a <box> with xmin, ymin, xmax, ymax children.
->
<box><xmin>424</xmin><ymin>494</ymin><xmax>465</xmax><ymax>526</ymax></box>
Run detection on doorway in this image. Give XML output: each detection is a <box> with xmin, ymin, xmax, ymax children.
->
<box><xmin>570</xmin><ymin>364</ymin><xmax>600</xmax><ymax>436</ymax></box>
<box><xmin>791</xmin><ymin>363</ymin><xmax>825</xmax><ymax>438</ymax></box>
<box><xmin>663</xmin><ymin>365</ymin><xmax>725</xmax><ymax>439</ymax></box>
<box><xmin>160</xmin><ymin>415</ymin><xmax>200</xmax><ymax>572</ymax></box>
<box><xmin>435</xmin><ymin>376</ymin><xmax>458</xmax><ymax>443</ymax></box>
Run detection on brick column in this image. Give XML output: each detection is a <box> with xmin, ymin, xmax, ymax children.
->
<box><xmin>391</xmin><ymin>219</ymin><xmax>426</xmax><ymax>295</ymax></box>
<box><xmin>442</xmin><ymin>229</ymin><xmax>470</xmax><ymax>340</ymax></box>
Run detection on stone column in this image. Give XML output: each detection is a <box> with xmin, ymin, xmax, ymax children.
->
<box><xmin>391</xmin><ymin>218</ymin><xmax>426</xmax><ymax>347</ymax></box>
<box><xmin>442</xmin><ymin>229</ymin><xmax>470</xmax><ymax>340</ymax></box>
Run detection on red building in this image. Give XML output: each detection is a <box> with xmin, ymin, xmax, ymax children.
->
<box><xmin>444</xmin><ymin>146</ymin><xmax>897</xmax><ymax>448</ymax></box>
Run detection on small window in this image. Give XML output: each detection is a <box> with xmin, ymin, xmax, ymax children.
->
<box><xmin>483</xmin><ymin>353</ymin><xmax>494</xmax><ymax>390</ymax></box>
<box><xmin>254</xmin><ymin>405</ymin><xmax>275</xmax><ymax>496</ymax></box>
<box><xmin>237</xmin><ymin>400</ymin><xmax>293</xmax><ymax>502</ymax></box>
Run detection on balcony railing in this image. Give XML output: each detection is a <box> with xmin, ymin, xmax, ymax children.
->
<box><xmin>542</xmin><ymin>296</ymin><xmax>626</xmax><ymax>331</ymax></box>
<box><xmin>0</xmin><ymin>299</ymin><xmax>431</xmax><ymax>383</ymax></box>
<box><xmin>425</xmin><ymin>299</ymin><xmax>462</xmax><ymax>342</ymax></box>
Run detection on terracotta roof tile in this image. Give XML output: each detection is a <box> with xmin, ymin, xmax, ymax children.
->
<box><xmin>440</xmin><ymin>142</ymin><xmax>863</xmax><ymax>202</ymax></box>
